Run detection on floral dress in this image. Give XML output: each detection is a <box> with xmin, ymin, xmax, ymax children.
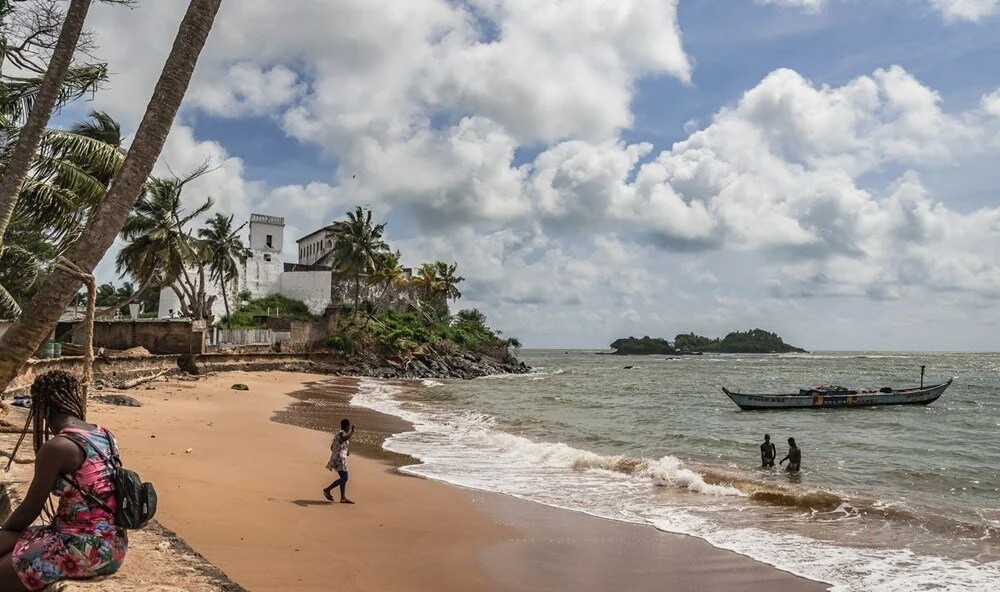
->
<box><xmin>325</xmin><ymin>429</ymin><xmax>349</xmax><ymax>472</ymax></box>
<box><xmin>12</xmin><ymin>427</ymin><xmax>128</xmax><ymax>591</ymax></box>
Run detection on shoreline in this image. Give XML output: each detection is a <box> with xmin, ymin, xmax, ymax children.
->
<box><xmin>6</xmin><ymin>370</ymin><xmax>830</xmax><ymax>591</ymax></box>
<box><xmin>269</xmin><ymin>373</ymin><xmax>830</xmax><ymax>591</ymax></box>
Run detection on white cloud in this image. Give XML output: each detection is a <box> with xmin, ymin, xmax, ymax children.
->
<box><xmin>983</xmin><ymin>89</ymin><xmax>1000</xmax><ymax>116</ymax></box>
<box><xmin>187</xmin><ymin>63</ymin><xmax>304</xmax><ymax>117</ymax></box>
<box><xmin>762</xmin><ymin>0</ymin><xmax>999</xmax><ymax>22</ymax></box>
<box><xmin>930</xmin><ymin>0</ymin><xmax>999</xmax><ymax>22</ymax></box>
<box><xmin>755</xmin><ymin>0</ymin><xmax>825</xmax><ymax>11</ymax></box>
<box><xmin>83</xmin><ymin>3</ymin><xmax>1000</xmax><ymax>348</ymax></box>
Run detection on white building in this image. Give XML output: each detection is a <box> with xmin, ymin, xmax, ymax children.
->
<box><xmin>158</xmin><ymin>213</ymin><xmax>337</xmax><ymax>319</ymax></box>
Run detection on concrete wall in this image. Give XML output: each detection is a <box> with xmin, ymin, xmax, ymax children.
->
<box><xmin>85</xmin><ymin>321</ymin><xmax>205</xmax><ymax>355</ymax></box>
<box><xmin>280</xmin><ymin>270</ymin><xmax>332</xmax><ymax>314</ymax></box>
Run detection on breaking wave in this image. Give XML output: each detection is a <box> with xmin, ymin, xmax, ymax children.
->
<box><xmin>347</xmin><ymin>378</ymin><xmax>1000</xmax><ymax>592</ymax></box>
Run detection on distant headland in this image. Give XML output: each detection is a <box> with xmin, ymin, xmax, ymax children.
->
<box><xmin>610</xmin><ymin>329</ymin><xmax>806</xmax><ymax>355</ymax></box>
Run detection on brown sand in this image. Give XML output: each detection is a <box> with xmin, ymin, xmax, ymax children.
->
<box><xmin>79</xmin><ymin>371</ymin><xmax>828</xmax><ymax>591</ymax></box>
<box><xmin>86</xmin><ymin>372</ymin><xmax>506</xmax><ymax>592</ymax></box>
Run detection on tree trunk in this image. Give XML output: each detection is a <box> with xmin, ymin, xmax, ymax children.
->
<box><xmin>220</xmin><ymin>275</ymin><xmax>230</xmax><ymax>319</ymax></box>
<box><xmin>0</xmin><ymin>0</ymin><xmax>93</xmax><ymax>245</ymax></box>
<box><xmin>0</xmin><ymin>0</ymin><xmax>223</xmax><ymax>392</ymax></box>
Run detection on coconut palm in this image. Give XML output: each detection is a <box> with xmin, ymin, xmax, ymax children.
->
<box><xmin>0</xmin><ymin>110</ymin><xmax>124</xmax><ymax>317</ymax></box>
<box><xmin>434</xmin><ymin>261</ymin><xmax>463</xmax><ymax>303</ymax></box>
<box><xmin>0</xmin><ymin>0</ymin><xmax>224</xmax><ymax>390</ymax></box>
<box><xmin>116</xmin><ymin>177</ymin><xmax>212</xmax><ymax>315</ymax></box>
<box><xmin>198</xmin><ymin>212</ymin><xmax>249</xmax><ymax>319</ymax></box>
<box><xmin>411</xmin><ymin>262</ymin><xmax>440</xmax><ymax>304</ymax></box>
<box><xmin>331</xmin><ymin>206</ymin><xmax>389</xmax><ymax>316</ymax></box>
<box><xmin>0</xmin><ymin>0</ymin><xmax>95</xmax><ymax>246</ymax></box>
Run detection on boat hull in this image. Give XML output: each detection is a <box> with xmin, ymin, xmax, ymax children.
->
<box><xmin>722</xmin><ymin>379</ymin><xmax>953</xmax><ymax>410</ymax></box>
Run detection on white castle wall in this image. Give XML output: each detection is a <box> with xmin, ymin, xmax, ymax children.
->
<box><xmin>280</xmin><ymin>270</ymin><xmax>332</xmax><ymax>315</ymax></box>
<box><xmin>241</xmin><ymin>251</ymin><xmax>284</xmax><ymax>299</ymax></box>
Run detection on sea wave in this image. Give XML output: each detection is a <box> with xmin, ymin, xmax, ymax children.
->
<box><xmin>348</xmin><ymin>378</ymin><xmax>1000</xmax><ymax>592</ymax></box>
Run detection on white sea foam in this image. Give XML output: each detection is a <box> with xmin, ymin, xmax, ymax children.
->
<box><xmin>349</xmin><ymin>378</ymin><xmax>1000</xmax><ymax>592</ymax></box>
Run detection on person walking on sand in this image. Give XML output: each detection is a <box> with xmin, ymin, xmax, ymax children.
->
<box><xmin>779</xmin><ymin>437</ymin><xmax>801</xmax><ymax>472</ymax></box>
<box><xmin>760</xmin><ymin>433</ymin><xmax>777</xmax><ymax>467</ymax></box>
<box><xmin>323</xmin><ymin>419</ymin><xmax>356</xmax><ymax>504</ymax></box>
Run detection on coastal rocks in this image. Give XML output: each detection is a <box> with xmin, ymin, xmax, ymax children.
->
<box><xmin>231</xmin><ymin>384</ymin><xmax>249</xmax><ymax>391</ymax></box>
<box><xmin>93</xmin><ymin>394</ymin><xmax>143</xmax><ymax>407</ymax></box>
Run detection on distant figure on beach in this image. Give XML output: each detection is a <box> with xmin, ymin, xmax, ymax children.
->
<box><xmin>760</xmin><ymin>434</ymin><xmax>776</xmax><ymax>467</ymax></box>
<box><xmin>780</xmin><ymin>437</ymin><xmax>801</xmax><ymax>472</ymax></box>
<box><xmin>0</xmin><ymin>371</ymin><xmax>128</xmax><ymax>590</ymax></box>
<box><xmin>323</xmin><ymin>419</ymin><xmax>356</xmax><ymax>504</ymax></box>
<box><xmin>97</xmin><ymin>347</ymin><xmax>111</xmax><ymax>364</ymax></box>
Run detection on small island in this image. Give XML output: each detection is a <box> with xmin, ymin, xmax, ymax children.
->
<box><xmin>610</xmin><ymin>329</ymin><xmax>806</xmax><ymax>355</ymax></box>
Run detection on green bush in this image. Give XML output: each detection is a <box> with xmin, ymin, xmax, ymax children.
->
<box><xmin>326</xmin><ymin>333</ymin><xmax>356</xmax><ymax>356</ymax></box>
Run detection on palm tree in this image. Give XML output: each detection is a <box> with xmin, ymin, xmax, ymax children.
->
<box><xmin>331</xmin><ymin>206</ymin><xmax>389</xmax><ymax>316</ymax></box>
<box><xmin>0</xmin><ymin>0</ymin><xmax>94</xmax><ymax>246</ymax></box>
<box><xmin>0</xmin><ymin>0</ymin><xmax>224</xmax><ymax>391</ymax></box>
<box><xmin>116</xmin><ymin>177</ymin><xmax>212</xmax><ymax>316</ymax></box>
<box><xmin>412</xmin><ymin>262</ymin><xmax>440</xmax><ymax>303</ymax></box>
<box><xmin>198</xmin><ymin>212</ymin><xmax>249</xmax><ymax>319</ymax></box>
<box><xmin>434</xmin><ymin>261</ymin><xmax>464</xmax><ymax>303</ymax></box>
<box><xmin>0</xmin><ymin>110</ymin><xmax>125</xmax><ymax>317</ymax></box>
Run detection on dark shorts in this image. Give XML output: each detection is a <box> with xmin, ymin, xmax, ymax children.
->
<box><xmin>762</xmin><ymin>459</ymin><xmax>774</xmax><ymax>467</ymax></box>
<box><xmin>787</xmin><ymin>462</ymin><xmax>800</xmax><ymax>472</ymax></box>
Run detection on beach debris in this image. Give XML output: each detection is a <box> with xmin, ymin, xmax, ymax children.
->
<box><xmin>185</xmin><ymin>448</ymin><xmax>193</xmax><ymax>454</ymax></box>
<box><xmin>119</xmin><ymin>346</ymin><xmax>152</xmax><ymax>358</ymax></box>
<box><xmin>231</xmin><ymin>383</ymin><xmax>250</xmax><ymax>391</ymax></box>
<box><xmin>177</xmin><ymin>354</ymin><xmax>199</xmax><ymax>375</ymax></box>
<box><xmin>93</xmin><ymin>394</ymin><xmax>143</xmax><ymax>407</ymax></box>
<box><xmin>117</xmin><ymin>369</ymin><xmax>170</xmax><ymax>390</ymax></box>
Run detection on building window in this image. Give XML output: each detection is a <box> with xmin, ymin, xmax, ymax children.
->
<box><xmin>264</xmin><ymin>254</ymin><xmax>272</xmax><ymax>262</ymax></box>
<box><xmin>266</xmin><ymin>234</ymin><xmax>273</xmax><ymax>248</ymax></box>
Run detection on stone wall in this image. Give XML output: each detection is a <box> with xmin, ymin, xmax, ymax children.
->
<box><xmin>80</xmin><ymin>321</ymin><xmax>206</xmax><ymax>355</ymax></box>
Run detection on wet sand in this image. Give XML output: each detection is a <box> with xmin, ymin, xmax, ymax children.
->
<box><xmin>86</xmin><ymin>371</ymin><xmax>828</xmax><ymax>591</ymax></box>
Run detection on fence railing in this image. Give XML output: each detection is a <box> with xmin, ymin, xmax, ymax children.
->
<box><xmin>210</xmin><ymin>328</ymin><xmax>274</xmax><ymax>347</ymax></box>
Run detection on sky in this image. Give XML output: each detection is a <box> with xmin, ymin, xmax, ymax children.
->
<box><xmin>66</xmin><ymin>0</ymin><xmax>1000</xmax><ymax>351</ymax></box>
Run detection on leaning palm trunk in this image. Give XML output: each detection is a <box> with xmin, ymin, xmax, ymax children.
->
<box><xmin>0</xmin><ymin>0</ymin><xmax>93</xmax><ymax>245</ymax></box>
<box><xmin>0</xmin><ymin>0</ymin><xmax>223</xmax><ymax>392</ymax></box>
<box><xmin>220</xmin><ymin>276</ymin><xmax>230</xmax><ymax>319</ymax></box>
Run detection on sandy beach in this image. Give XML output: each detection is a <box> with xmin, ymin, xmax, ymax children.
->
<box><xmin>79</xmin><ymin>371</ymin><xmax>828</xmax><ymax>591</ymax></box>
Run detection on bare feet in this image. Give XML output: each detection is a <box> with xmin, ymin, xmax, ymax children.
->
<box><xmin>322</xmin><ymin>489</ymin><xmax>333</xmax><ymax>502</ymax></box>
<box><xmin>340</xmin><ymin>498</ymin><xmax>355</xmax><ymax>504</ymax></box>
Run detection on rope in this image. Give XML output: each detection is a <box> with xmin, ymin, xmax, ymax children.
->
<box><xmin>52</xmin><ymin>257</ymin><xmax>95</xmax><ymax>405</ymax></box>
<box><xmin>3</xmin><ymin>257</ymin><xmax>95</xmax><ymax>472</ymax></box>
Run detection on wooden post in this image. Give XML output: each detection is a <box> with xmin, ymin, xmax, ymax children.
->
<box><xmin>920</xmin><ymin>365</ymin><xmax>926</xmax><ymax>388</ymax></box>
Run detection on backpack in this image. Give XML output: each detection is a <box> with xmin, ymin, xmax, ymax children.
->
<box><xmin>61</xmin><ymin>429</ymin><xmax>158</xmax><ymax>529</ymax></box>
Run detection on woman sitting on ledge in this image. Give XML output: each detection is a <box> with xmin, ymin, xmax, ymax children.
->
<box><xmin>0</xmin><ymin>371</ymin><xmax>127</xmax><ymax>591</ymax></box>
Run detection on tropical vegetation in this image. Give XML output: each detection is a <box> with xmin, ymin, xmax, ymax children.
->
<box><xmin>0</xmin><ymin>0</ymin><xmax>224</xmax><ymax>392</ymax></box>
<box><xmin>611</xmin><ymin>329</ymin><xmax>805</xmax><ymax>355</ymax></box>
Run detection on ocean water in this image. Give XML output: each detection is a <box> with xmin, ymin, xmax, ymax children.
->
<box><xmin>350</xmin><ymin>351</ymin><xmax>1000</xmax><ymax>591</ymax></box>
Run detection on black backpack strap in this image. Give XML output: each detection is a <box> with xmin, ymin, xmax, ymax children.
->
<box><xmin>62</xmin><ymin>472</ymin><xmax>115</xmax><ymax>516</ymax></box>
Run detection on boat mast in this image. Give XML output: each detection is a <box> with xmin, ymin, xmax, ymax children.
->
<box><xmin>920</xmin><ymin>365</ymin><xmax>925</xmax><ymax>388</ymax></box>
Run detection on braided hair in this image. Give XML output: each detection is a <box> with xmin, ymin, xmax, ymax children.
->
<box><xmin>22</xmin><ymin>370</ymin><xmax>87</xmax><ymax>454</ymax></box>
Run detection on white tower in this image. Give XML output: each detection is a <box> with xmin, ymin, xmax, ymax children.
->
<box><xmin>242</xmin><ymin>214</ymin><xmax>286</xmax><ymax>299</ymax></box>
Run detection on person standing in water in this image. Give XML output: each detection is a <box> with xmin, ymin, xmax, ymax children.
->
<box><xmin>760</xmin><ymin>433</ymin><xmax>777</xmax><ymax>467</ymax></box>
<box><xmin>780</xmin><ymin>437</ymin><xmax>801</xmax><ymax>472</ymax></box>
<box><xmin>323</xmin><ymin>419</ymin><xmax>356</xmax><ymax>504</ymax></box>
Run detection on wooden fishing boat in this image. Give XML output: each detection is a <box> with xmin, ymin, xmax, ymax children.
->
<box><xmin>722</xmin><ymin>378</ymin><xmax>953</xmax><ymax>410</ymax></box>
